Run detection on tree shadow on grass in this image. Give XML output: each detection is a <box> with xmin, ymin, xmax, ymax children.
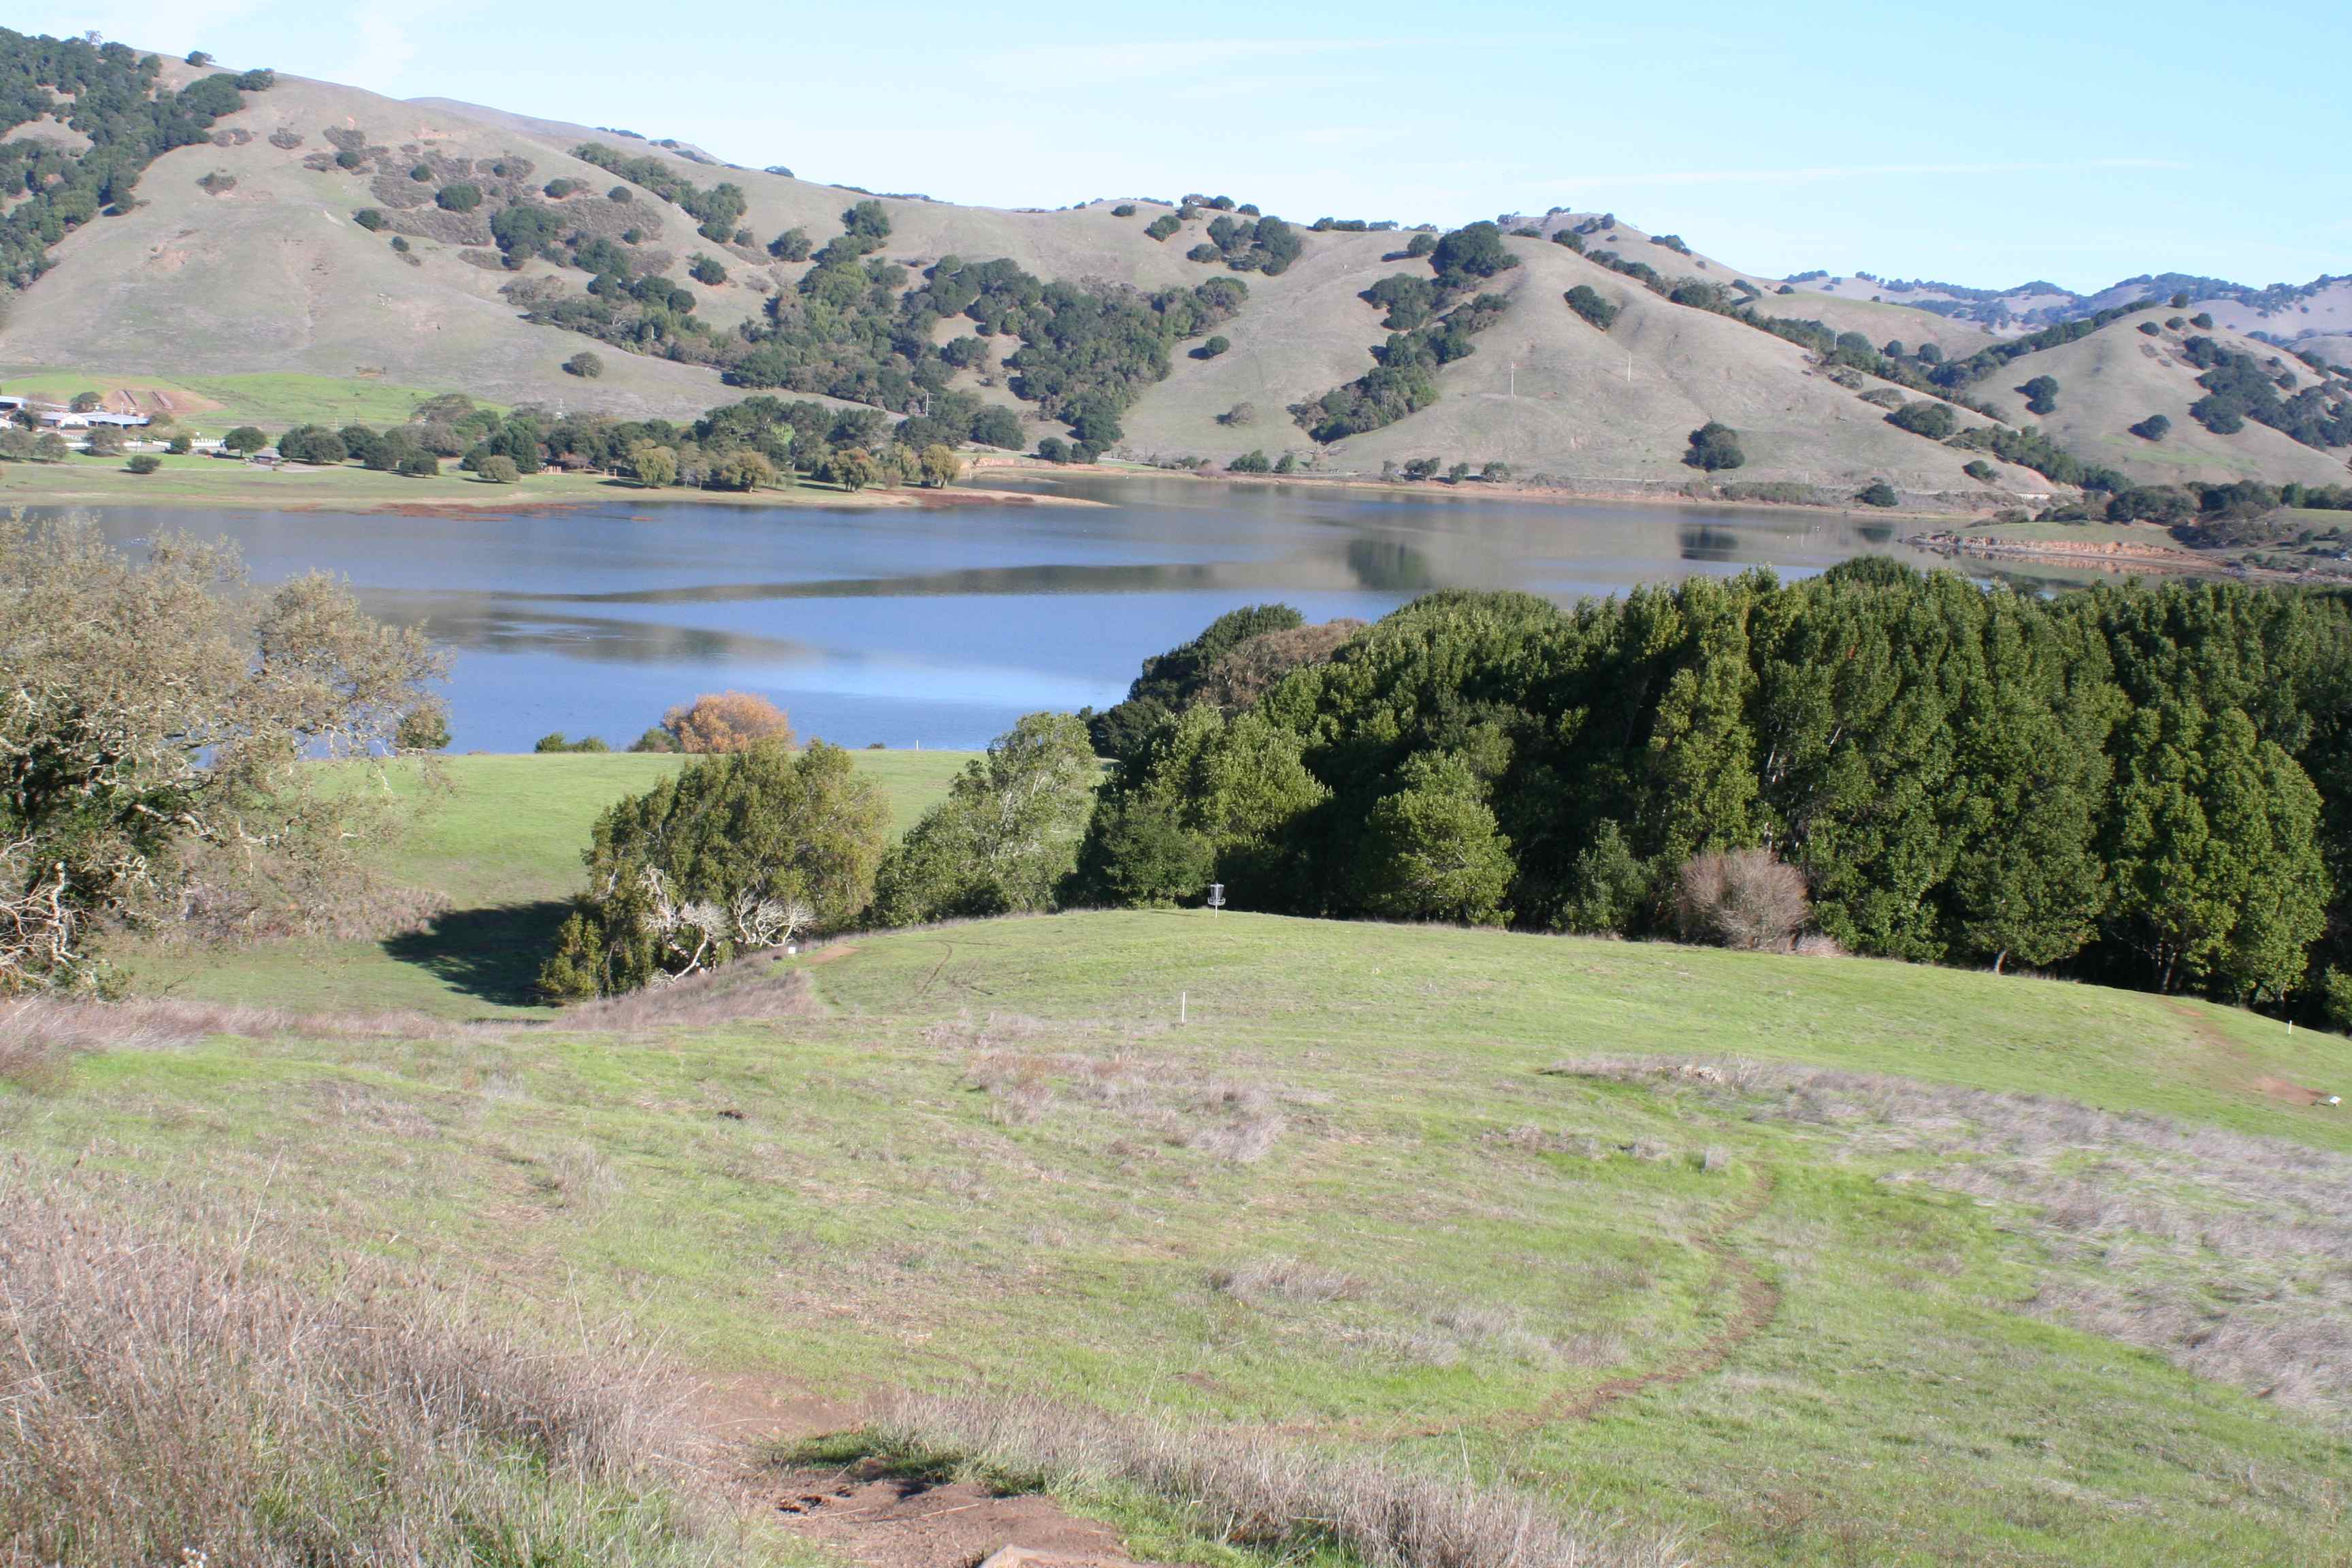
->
<box><xmin>381</xmin><ymin>901</ymin><xmax>570</xmax><ymax>1008</ymax></box>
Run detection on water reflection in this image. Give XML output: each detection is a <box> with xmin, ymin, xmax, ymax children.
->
<box><xmin>73</xmin><ymin>485</ymin><xmax>1996</xmax><ymax>751</ymax></box>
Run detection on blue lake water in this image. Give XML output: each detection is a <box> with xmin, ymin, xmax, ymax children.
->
<box><xmin>75</xmin><ymin>477</ymin><xmax>1963</xmax><ymax>751</ymax></box>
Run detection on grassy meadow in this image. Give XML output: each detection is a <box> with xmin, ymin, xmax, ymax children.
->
<box><xmin>126</xmin><ymin>750</ymin><xmax>977</xmax><ymax>1015</ymax></box>
<box><xmin>9</xmin><ymin>754</ymin><xmax>2352</xmax><ymax>1565</ymax></box>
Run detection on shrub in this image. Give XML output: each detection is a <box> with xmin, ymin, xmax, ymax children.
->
<box><xmin>1857</xmin><ymin>479</ymin><xmax>1899</xmax><ymax>507</ymax></box>
<box><xmin>396</xmin><ymin>704</ymin><xmax>452</xmax><ymax>750</ymax></box>
<box><xmin>1228</xmin><ymin>449</ymin><xmax>1272</xmax><ymax>473</ymax></box>
<box><xmin>434</xmin><ymin>182</ymin><xmax>481</xmax><ymax>212</ymax></box>
<box><xmin>2129</xmin><ymin>414</ymin><xmax>2172</xmax><ymax>442</ymax></box>
<box><xmin>1887</xmin><ymin>400</ymin><xmax>1958</xmax><ymax>440</ymax></box>
<box><xmin>165</xmin><ymin>434</ymin><xmax>192</xmax><ymax>455</ymax></box>
<box><xmin>534</xmin><ymin>732</ymin><xmax>610</xmax><ymax>753</ymax></box>
<box><xmin>1145</xmin><ymin>214</ymin><xmax>1181</xmax><ymax>242</ymax></box>
<box><xmin>539</xmin><ymin>740</ymin><xmax>887</xmax><ymax>998</ymax></box>
<box><xmin>2018</xmin><ymin>374</ymin><xmax>2060</xmax><ymax>416</ymax></box>
<box><xmin>1218</xmin><ymin>402</ymin><xmax>1257</xmax><ymax>427</ymax></box>
<box><xmin>709</xmin><ymin>451</ymin><xmax>774</xmax><ymax>491</ymax></box>
<box><xmin>659</xmin><ymin>690</ymin><xmax>794</xmax><ymax>753</ymax></box>
<box><xmin>768</xmin><ymin>227</ymin><xmax>811</xmax><ymax>261</ymax></box>
<box><xmin>564</xmin><ymin>350</ymin><xmax>604</xmax><ymax>378</ymax></box>
<box><xmin>688</xmin><ymin>254</ymin><xmax>727</xmax><ymax>285</ymax></box>
<box><xmin>1963</xmin><ymin>459</ymin><xmax>1995</xmax><ymax>481</ymax></box>
<box><xmin>222</xmin><ymin>425</ymin><xmax>268</xmax><ymax>456</ymax></box>
<box><xmin>1563</xmin><ymin>285</ymin><xmax>1617</xmax><ymax>329</ymax></box>
<box><xmin>1112</xmin><ymin>203</ymin><xmax>1138</xmax><ymax>217</ymax></box>
<box><xmin>353</xmin><ymin>208</ymin><xmax>385</xmax><ymax>231</ymax></box>
<box><xmin>872</xmin><ymin>713</ymin><xmax>1098</xmax><ymax>924</ymax></box>
<box><xmin>84</xmin><ymin>427</ymin><xmax>125</xmax><ymax>457</ymax></box>
<box><xmin>628</xmin><ymin>442</ymin><xmax>678</xmax><ymax>487</ymax></box>
<box><xmin>477</xmin><ymin>454</ymin><xmax>521</xmax><ymax>483</ymax></box>
<box><xmin>917</xmin><ymin>445</ymin><xmax>962</xmax><ymax>488</ymax></box>
<box><xmin>1684</xmin><ymin>421</ymin><xmax>1746</xmax><ymax>471</ymax></box>
<box><xmin>1674</xmin><ymin>849</ymin><xmax>1809</xmax><ymax>951</ymax></box>
<box><xmin>396</xmin><ymin>452</ymin><xmax>438</xmax><ymax>477</ymax></box>
<box><xmin>125</xmin><ymin>453</ymin><xmax>161</xmax><ymax>474</ymax></box>
<box><xmin>1405</xmin><ymin>232</ymin><xmax>1437</xmax><ymax>259</ymax></box>
<box><xmin>1196</xmin><ymin>335</ymin><xmax>1230</xmax><ymax>359</ymax></box>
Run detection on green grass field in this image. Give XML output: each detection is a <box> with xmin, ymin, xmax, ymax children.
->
<box><xmin>0</xmin><ymin>368</ymin><xmax>489</xmax><ymax>433</ymax></box>
<box><xmin>126</xmin><ymin>751</ymin><xmax>977</xmax><ymax>1015</ymax></box>
<box><xmin>16</xmin><ymin>756</ymin><xmax>2352</xmax><ymax>1567</ymax></box>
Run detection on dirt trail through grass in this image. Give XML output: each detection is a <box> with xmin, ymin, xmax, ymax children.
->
<box><xmin>1534</xmin><ymin>1165</ymin><xmax>1780</xmax><ymax>1428</ymax></box>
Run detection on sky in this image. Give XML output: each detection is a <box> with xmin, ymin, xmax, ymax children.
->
<box><xmin>19</xmin><ymin>0</ymin><xmax>2349</xmax><ymax>292</ymax></box>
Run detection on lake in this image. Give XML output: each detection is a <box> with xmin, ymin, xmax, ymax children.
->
<box><xmin>76</xmin><ymin>478</ymin><xmax>1967</xmax><ymax>751</ymax></box>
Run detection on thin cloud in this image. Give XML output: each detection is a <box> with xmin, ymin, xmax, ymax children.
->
<box><xmin>1554</xmin><ymin>158</ymin><xmax>2191</xmax><ymax>187</ymax></box>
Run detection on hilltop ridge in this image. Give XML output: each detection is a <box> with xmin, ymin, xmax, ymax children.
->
<box><xmin>3</xmin><ymin>33</ymin><xmax>2347</xmax><ymax>503</ymax></box>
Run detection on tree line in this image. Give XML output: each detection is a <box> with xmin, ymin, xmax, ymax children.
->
<box><xmin>1064</xmin><ymin>566</ymin><xmax>2352</xmax><ymax>1013</ymax></box>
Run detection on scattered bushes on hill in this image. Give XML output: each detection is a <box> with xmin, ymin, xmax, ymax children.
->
<box><xmin>541</xmin><ymin>739</ymin><xmax>887</xmax><ymax>998</ymax></box>
<box><xmin>570</xmin><ymin>140</ymin><xmax>747</xmax><ymax>240</ymax></box>
<box><xmin>1073</xmin><ymin>569</ymin><xmax>2341</xmax><ymax>1006</ymax></box>
<box><xmin>0</xmin><ymin>32</ymin><xmax>274</xmax><ymax>289</ymax></box>
<box><xmin>1184</xmin><ymin>212</ymin><xmax>1305</xmax><ymax>275</ymax></box>
<box><xmin>1684</xmin><ymin>421</ymin><xmax>1745</xmax><ymax>471</ymax></box>
<box><xmin>1288</xmin><ymin>226</ymin><xmax>1516</xmax><ymax>442</ymax></box>
<box><xmin>2181</xmin><ymin>336</ymin><xmax>2352</xmax><ymax>448</ymax></box>
<box><xmin>872</xmin><ymin>713</ymin><xmax>1099</xmax><ymax>925</ymax></box>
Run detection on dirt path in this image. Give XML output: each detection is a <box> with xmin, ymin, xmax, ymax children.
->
<box><xmin>1533</xmin><ymin>1165</ymin><xmax>1780</xmax><ymax>1427</ymax></box>
<box><xmin>764</xmin><ymin>1463</ymin><xmax>1145</xmax><ymax>1568</ymax></box>
<box><xmin>689</xmin><ymin>1372</ymin><xmax>1152</xmax><ymax>1568</ymax></box>
<box><xmin>2160</xmin><ymin>997</ymin><xmax>2331</xmax><ymax>1106</ymax></box>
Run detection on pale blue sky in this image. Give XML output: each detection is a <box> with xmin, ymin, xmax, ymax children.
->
<box><xmin>22</xmin><ymin>0</ymin><xmax>2348</xmax><ymax>291</ymax></box>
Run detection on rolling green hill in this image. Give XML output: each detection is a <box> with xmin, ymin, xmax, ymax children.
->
<box><xmin>10</xmin><ymin>753</ymin><xmax>2352</xmax><ymax>1567</ymax></box>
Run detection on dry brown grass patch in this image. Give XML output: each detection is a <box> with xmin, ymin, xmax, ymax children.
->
<box><xmin>855</xmin><ymin>1390</ymin><xmax>1687</xmax><ymax>1568</ymax></box>
<box><xmin>0</xmin><ymin>1178</ymin><xmax>732</xmax><ymax>1565</ymax></box>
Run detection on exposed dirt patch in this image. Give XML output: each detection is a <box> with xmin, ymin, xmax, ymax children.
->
<box><xmin>2251</xmin><ymin>1074</ymin><xmax>2330</xmax><ymax>1107</ymax></box>
<box><xmin>766</xmin><ymin>1460</ymin><xmax>1143</xmax><ymax>1568</ymax></box>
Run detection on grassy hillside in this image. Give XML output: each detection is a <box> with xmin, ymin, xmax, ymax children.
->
<box><xmin>11</xmin><ymin>748</ymin><xmax>2352</xmax><ymax>1565</ymax></box>
<box><xmin>125</xmin><ymin>749</ymin><xmax>975</xmax><ymax>1015</ymax></box>
<box><xmin>0</xmin><ymin>53</ymin><xmax>2200</xmax><ymax>500</ymax></box>
<box><xmin>1965</xmin><ymin>306</ymin><xmax>2352</xmax><ymax>487</ymax></box>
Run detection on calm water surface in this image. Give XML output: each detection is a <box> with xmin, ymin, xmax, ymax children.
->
<box><xmin>78</xmin><ymin>477</ymin><xmax>1967</xmax><ymax>751</ymax></box>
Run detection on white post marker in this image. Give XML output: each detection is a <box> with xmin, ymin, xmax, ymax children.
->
<box><xmin>1207</xmin><ymin>882</ymin><xmax>1226</xmax><ymax>917</ymax></box>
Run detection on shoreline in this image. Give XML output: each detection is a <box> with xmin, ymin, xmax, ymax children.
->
<box><xmin>0</xmin><ymin>461</ymin><xmax>1107</xmax><ymax>514</ymax></box>
<box><xmin>965</xmin><ymin>457</ymin><xmax>2002</xmax><ymax>526</ymax></box>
